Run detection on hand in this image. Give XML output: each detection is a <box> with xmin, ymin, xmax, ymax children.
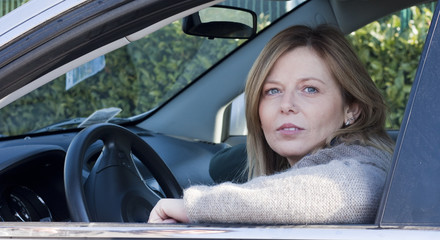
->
<box><xmin>148</xmin><ymin>198</ymin><xmax>190</xmax><ymax>223</ymax></box>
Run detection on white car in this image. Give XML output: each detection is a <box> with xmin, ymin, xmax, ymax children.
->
<box><xmin>0</xmin><ymin>0</ymin><xmax>439</xmax><ymax>238</ymax></box>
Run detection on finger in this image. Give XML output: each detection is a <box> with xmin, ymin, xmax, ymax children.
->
<box><xmin>148</xmin><ymin>202</ymin><xmax>166</xmax><ymax>223</ymax></box>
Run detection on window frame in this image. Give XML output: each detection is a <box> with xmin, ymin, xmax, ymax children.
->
<box><xmin>377</xmin><ymin>0</ymin><xmax>440</xmax><ymax>227</ymax></box>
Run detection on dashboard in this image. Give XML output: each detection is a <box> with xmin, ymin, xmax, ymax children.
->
<box><xmin>0</xmin><ymin>126</ymin><xmax>225</xmax><ymax>222</ymax></box>
<box><xmin>0</xmin><ymin>145</ymin><xmax>67</xmax><ymax>221</ymax></box>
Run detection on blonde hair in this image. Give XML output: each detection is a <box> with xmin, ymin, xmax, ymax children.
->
<box><xmin>245</xmin><ymin>25</ymin><xmax>394</xmax><ymax>179</ymax></box>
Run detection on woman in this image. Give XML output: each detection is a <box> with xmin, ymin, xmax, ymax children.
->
<box><xmin>148</xmin><ymin>25</ymin><xmax>394</xmax><ymax>224</ymax></box>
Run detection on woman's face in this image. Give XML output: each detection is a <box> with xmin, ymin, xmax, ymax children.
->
<box><xmin>259</xmin><ymin>46</ymin><xmax>349</xmax><ymax>166</ymax></box>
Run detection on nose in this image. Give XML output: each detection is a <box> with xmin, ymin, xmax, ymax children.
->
<box><xmin>280</xmin><ymin>92</ymin><xmax>297</xmax><ymax>114</ymax></box>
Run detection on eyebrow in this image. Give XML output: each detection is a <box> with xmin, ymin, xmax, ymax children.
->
<box><xmin>301</xmin><ymin>77</ymin><xmax>327</xmax><ymax>85</ymax></box>
<box><xmin>264</xmin><ymin>77</ymin><xmax>327</xmax><ymax>85</ymax></box>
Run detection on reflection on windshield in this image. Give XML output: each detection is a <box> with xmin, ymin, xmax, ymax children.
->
<box><xmin>0</xmin><ymin>0</ymin><xmax>304</xmax><ymax>137</ymax></box>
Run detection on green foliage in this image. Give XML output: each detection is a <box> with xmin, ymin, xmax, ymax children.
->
<box><xmin>0</xmin><ymin>4</ymin><xmax>434</xmax><ymax>136</ymax></box>
<box><xmin>126</xmin><ymin>21</ymin><xmax>244</xmax><ymax>112</ymax></box>
<box><xmin>0</xmin><ymin>0</ymin><xmax>28</xmax><ymax>17</ymax></box>
<box><xmin>347</xmin><ymin>5</ymin><xmax>434</xmax><ymax>129</ymax></box>
<box><xmin>0</xmin><ymin>21</ymin><xmax>244</xmax><ymax>136</ymax></box>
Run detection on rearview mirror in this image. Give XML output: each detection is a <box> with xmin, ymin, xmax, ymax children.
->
<box><xmin>182</xmin><ymin>5</ymin><xmax>257</xmax><ymax>39</ymax></box>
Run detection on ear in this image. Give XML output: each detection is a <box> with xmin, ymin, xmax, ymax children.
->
<box><xmin>344</xmin><ymin>102</ymin><xmax>361</xmax><ymax>124</ymax></box>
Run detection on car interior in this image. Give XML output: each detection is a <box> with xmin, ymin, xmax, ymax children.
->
<box><xmin>0</xmin><ymin>0</ymin><xmax>434</xmax><ymax>224</ymax></box>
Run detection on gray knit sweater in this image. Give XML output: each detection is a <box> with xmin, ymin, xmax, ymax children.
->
<box><xmin>183</xmin><ymin>143</ymin><xmax>392</xmax><ymax>224</ymax></box>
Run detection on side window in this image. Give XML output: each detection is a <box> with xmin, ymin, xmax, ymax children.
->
<box><xmin>347</xmin><ymin>3</ymin><xmax>435</xmax><ymax>130</ymax></box>
<box><xmin>228</xmin><ymin>3</ymin><xmax>436</xmax><ymax>140</ymax></box>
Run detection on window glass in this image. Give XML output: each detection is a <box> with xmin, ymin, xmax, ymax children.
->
<box><xmin>347</xmin><ymin>3</ymin><xmax>436</xmax><ymax>130</ymax></box>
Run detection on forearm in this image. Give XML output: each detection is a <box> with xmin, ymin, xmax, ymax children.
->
<box><xmin>184</xmin><ymin>160</ymin><xmax>385</xmax><ymax>224</ymax></box>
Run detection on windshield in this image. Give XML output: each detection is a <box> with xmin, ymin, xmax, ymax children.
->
<box><xmin>0</xmin><ymin>0</ymin><xmax>305</xmax><ymax>137</ymax></box>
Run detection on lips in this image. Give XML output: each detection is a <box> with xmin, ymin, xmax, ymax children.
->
<box><xmin>277</xmin><ymin>123</ymin><xmax>304</xmax><ymax>132</ymax></box>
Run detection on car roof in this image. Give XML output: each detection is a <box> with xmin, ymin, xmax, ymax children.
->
<box><xmin>0</xmin><ymin>0</ymin><xmax>88</xmax><ymax>46</ymax></box>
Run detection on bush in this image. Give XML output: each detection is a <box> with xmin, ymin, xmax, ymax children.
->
<box><xmin>0</xmin><ymin>21</ymin><xmax>243</xmax><ymax>136</ymax></box>
<box><xmin>347</xmin><ymin>4</ymin><xmax>434</xmax><ymax>129</ymax></box>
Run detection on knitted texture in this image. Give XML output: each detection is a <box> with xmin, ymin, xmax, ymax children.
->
<box><xmin>183</xmin><ymin>143</ymin><xmax>392</xmax><ymax>224</ymax></box>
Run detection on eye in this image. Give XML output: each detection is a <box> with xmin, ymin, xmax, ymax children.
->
<box><xmin>304</xmin><ymin>86</ymin><xmax>318</xmax><ymax>94</ymax></box>
<box><xmin>265</xmin><ymin>88</ymin><xmax>281</xmax><ymax>96</ymax></box>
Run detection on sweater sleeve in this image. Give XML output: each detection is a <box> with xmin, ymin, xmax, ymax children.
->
<box><xmin>183</xmin><ymin>156</ymin><xmax>388</xmax><ymax>224</ymax></box>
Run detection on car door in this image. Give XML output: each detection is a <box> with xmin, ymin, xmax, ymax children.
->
<box><xmin>378</xmin><ymin>1</ymin><xmax>440</xmax><ymax>227</ymax></box>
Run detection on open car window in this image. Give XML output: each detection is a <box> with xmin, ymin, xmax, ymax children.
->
<box><xmin>348</xmin><ymin>2</ymin><xmax>436</xmax><ymax>130</ymax></box>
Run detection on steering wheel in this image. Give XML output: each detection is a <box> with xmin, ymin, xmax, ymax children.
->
<box><xmin>64</xmin><ymin>123</ymin><xmax>183</xmax><ymax>222</ymax></box>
